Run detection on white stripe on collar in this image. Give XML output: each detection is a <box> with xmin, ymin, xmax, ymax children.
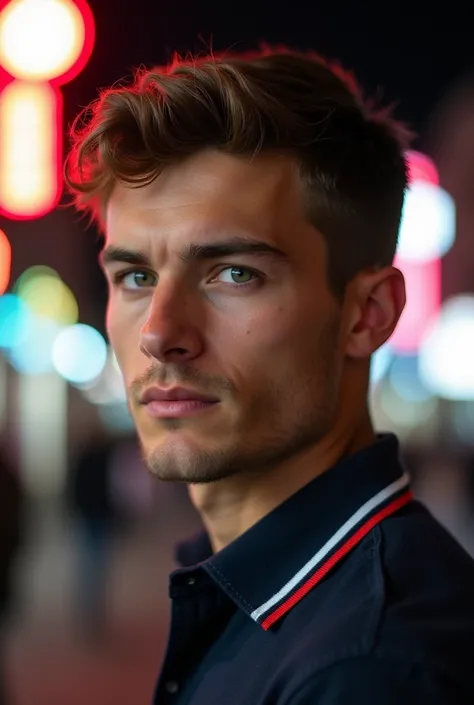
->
<box><xmin>251</xmin><ymin>472</ymin><xmax>411</xmax><ymax>625</ymax></box>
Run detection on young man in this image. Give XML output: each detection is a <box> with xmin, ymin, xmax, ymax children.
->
<box><xmin>66</xmin><ymin>49</ymin><xmax>474</xmax><ymax>704</ymax></box>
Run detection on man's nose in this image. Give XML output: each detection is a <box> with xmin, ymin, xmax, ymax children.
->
<box><xmin>139</xmin><ymin>285</ymin><xmax>204</xmax><ymax>364</ymax></box>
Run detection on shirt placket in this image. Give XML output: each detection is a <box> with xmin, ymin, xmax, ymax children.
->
<box><xmin>153</xmin><ymin>569</ymin><xmax>229</xmax><ymax>704</ymax></box>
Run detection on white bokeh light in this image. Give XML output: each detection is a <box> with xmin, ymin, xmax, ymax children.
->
<box><xmin>8</xmin><ymin>315</ymin><xmax>60</xmax><ymax>374</ymax></box>
<box><xmin>419</xmin><ymin>296</ymin><xmax>474</xmax><ymax>400</ymax></box>
<box><xmin>397</xmin><ymin>182</ymin><xmax>455</xmax><ymax>262</ymax></box>
<box><xmin>52</xmin><ymin>324</ymin><xmax>107</xmax><ymax>384</ymax></box>
<box><xmin>0</xmin><ymin>0</ymin><xmax>85</xmax><ymax>81</ymax></box>
<box><xmin>79</xmin><ymin>347</ymin><xmax>126</xmax><ymax>404</ymax></box>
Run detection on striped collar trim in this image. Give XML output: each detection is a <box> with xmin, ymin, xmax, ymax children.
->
<box><xmin>250</xmin><ymin>472</ymin><xmax>413</xmax><ymax>630</ymax></box>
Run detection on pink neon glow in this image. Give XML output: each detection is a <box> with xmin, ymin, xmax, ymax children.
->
<box><xmin>406</xmin><ymin>150</ymin><xmax>439</xmax><ymax>186</ymax></box>
<box><xmin>391</xmin><ymin>256</ymin><xmax>441</xmax><ymax>353</ymax></box>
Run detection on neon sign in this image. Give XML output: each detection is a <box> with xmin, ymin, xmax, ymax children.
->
<box><xmin>0</xmin><ymin>0</ymin><xmax>95</xmax><ymax>219</ymax></box>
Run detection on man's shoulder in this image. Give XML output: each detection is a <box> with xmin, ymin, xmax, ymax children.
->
<box><xmin>277</xmin><ymin>501</ymin><xmax>474</xmax><ymax>685</ymax></box>
<box><xmin>379</xmin><ymin>499</ymin><xmax>474</xmax><ymax>574</ymax></box>
<box><xmin>281</xmin><ymin>653</ymin><xmax>474</xmax><ymax>705</ymax></box>
<box><xmin>375</xmin><ymin>500</ymin><xmax>474</xmax><ymax>663</ymax></box>
<box><xmin>379</xmin><ymin>498</ymin><xmax>474</xmax><ymax>619</ymax></box>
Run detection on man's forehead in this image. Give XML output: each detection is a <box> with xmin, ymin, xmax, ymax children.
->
<box><xmin>105</xmin><ymin>150</ymin><xmax>303</xmax><ymax>228</ymax></box>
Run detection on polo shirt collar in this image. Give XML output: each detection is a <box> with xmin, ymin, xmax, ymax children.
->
<box><xmin>174</xmin><ymin>434</ymin><xmax>412</xmax><ymax>630</ymax></box>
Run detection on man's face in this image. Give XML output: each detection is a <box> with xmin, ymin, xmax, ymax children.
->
<box><xmin>103</xmin><ymin>150</ymin><xmax>343</xmax><ymax>483</ymax></box>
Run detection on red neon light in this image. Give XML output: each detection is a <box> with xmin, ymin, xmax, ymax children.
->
<box><xmin>51</xmin><ymin>0</ymin><xmax>95</xmax><ymax>86</ymax></box>
<box><xmin>0</xmin><ymin>0</ymin><xmax>95</xmax><ymax>86</ymax></box>
<box><xmin>0</xmin><ymin>0</ymin><xmax>94</xmax><ymax>219</ymax></box>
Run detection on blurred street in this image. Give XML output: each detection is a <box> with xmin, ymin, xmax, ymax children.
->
<box><xmin>4</xmin><ymin>485</ymin><xmax>201</xmax><ymax>705</ymax></box>
<box><xmin>3</xmin><ymin>459</ymin><xmax>474</xmax><ymax>705</ymax></box>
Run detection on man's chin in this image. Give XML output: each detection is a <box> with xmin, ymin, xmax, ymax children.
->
<box><xmin>140</xmin><ymin>437</ymin><xmax>241</xmax><ymax>484</ymax></box>
<box><xmin>144</xmin><ymin>459</ymin><xmax>235</xmax><ymax>485</ymax></box>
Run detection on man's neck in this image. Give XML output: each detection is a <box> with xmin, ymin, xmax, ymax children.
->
<box><xmin>188</xmin><ymin>412</ymin><xmax>376</xmax><ymax>554</ymax></box>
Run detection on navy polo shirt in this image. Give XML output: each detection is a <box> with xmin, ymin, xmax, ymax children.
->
<box><xmin>153</xmin><ymin>434</ymin><xmax>474</xmax><ymax>704</ymax></box>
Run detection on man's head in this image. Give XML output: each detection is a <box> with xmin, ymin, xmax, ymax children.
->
<box><xmin>66</xmin><ymin>48</ymin><xmax>408</xmax><ymax>483</ymax></box>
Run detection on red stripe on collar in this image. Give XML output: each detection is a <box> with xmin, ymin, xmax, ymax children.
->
<box><xmin>260</xmin><ymin>490</ymin><xmax>414</xmax><ymax>630</ymax></box>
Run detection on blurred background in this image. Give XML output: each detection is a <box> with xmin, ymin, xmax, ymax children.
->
<box><xmin>0</xmin><ymin>1</ymin><xmax>473</xmax><ymax>703</ymax></box>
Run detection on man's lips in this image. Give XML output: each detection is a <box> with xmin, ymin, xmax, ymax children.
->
<box><xmin>139</xmin><ymin>387</ymin><xmax>220</xmax><ymax>419</ymax></box>
<box><xmin>139</xmin><ymin>386</ymin><xmax>220</xmax><ymax>404</ymax></box>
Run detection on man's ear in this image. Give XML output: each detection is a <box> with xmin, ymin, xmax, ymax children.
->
<box><xmin>344</xmin><ymin>266</ymin><xmax>406</xmax><ymax>359</ymax></box>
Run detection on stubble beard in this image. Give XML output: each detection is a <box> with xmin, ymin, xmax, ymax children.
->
<box><xmin>140</xmin><ymin>397</ymin><xmax>336</xmax><ymax>485</ymax></box>
<box><xmin>138</xmin><ymin>367</ymin><xmax>338</xmax><ymax>486</ymax></box>
<box><xmin>131</xmin><ymin>316</ymin><xmax>340</xmax><ymax>485</ymax></box>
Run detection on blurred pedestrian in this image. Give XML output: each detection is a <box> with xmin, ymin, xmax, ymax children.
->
<box><xmin>68</xmin><ymin>429</ymin><xmax>116</xmax><ymax>643</ymax></box>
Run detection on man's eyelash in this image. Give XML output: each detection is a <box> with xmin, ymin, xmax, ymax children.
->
<box><xmin>112</xmin><ymin>269</ymin><xmax>151</xmax><ymax>284</ymax></box>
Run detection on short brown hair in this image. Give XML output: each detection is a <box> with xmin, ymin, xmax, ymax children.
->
<box><xmin>65</xmin><ymin>47</ymin><xmax>411</xmax><ymax>297</ymax></box>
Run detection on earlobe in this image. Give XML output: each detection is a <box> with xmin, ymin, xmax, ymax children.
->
<box><xmin>345</xmin><ymin>267</ymin><xmax>406</xmax><ymax>359</ymax></box>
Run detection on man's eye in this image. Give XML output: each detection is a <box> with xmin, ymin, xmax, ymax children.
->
<box><xmin>114</xmin><ymin>270</ymin><xmax>157</xmax><ymax>289</ymax></box>
<box><xmin>215</xmin><ymin>266</ymin><xmax>258</xmax><ymax>285</ymax></box>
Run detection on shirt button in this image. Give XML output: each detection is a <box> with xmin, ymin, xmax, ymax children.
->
<box><xmin>186</xmin><ymin>576</ymin><xmax>196</xmax><ymax>586</ymax></box>
<box><xmin>165</xmin><ymin>681</ymin><xmax>179</xmax><ymax>694</ymax></box>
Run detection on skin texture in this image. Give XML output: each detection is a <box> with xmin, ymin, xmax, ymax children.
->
<box><xmin>103</xmin><ymin>150</ymin><xmax>405</xmax><ymax>551</ymax></box>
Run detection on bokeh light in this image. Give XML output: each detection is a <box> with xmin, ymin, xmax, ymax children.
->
<box><xmin>406</xmin><ymin>150</ymin><xmax>439</xmax><ymax>186</ymax></box>
<box><xmin>419</xmin><ymin>295</ymin><xmax>474</xmax><ymax>400</ymax></box>
<box><xmin>19</xmin><ymin>275</ymin><xmax>78</xmax><ymax>325</ymax></box>
<box><xmin>14</xmin><ymin>266</ymin><xmax>78</xmax><ymax>325</ymax></box>
<box><xmin>370</xmin><ymin>343</ymin><xmax>393</xmax><ymax>386</ymax></box>
<box><xmin>0</xmin><ymin>81</ymin><xmax>60</xmax><ymax>219</ymax></box>
<box><xmin>0</xmin><ymin>0</ymin><xmax>87</xmax><ymax>81</ymax></box>
<box><xmin>52</xmin><ymin>324</ymin><xmax>107</xmax><ymax>384</ymax></box>
<box><xmin>78</xmin><ymin>347</ymin><xmax>126</xmax><ymax>405</ymax></box>
<box><xmin>397</xmin><ymin>181</ymin><xmax>456</xmax><ymax>262</ymax></box>
<box><xmin>14</xmin><ymin>265</ymin><xmax>60</xmax><ymax>291</ymax></box>
<box><xmin>379</xmin><ymin>380</ymin><xmax>438</xmax><ymax>428</ymax></box>
<box><xmin>8</xmin><ymin>316</ymin><xmax>60</xmax><ymax>374</ymax></box>
<box><xmin>388</xmin><ymin>354</ymin><xmax>433</xmax><ymax>403</ymax></box>
<box><xmin>0</xmin><ymin>229</ymin><xmax>12</xmax><ymax>295</ymax></box>
<box><xmin>391</xmin><ymin>257</ymin><xmax>441</xmax><ymax>354</ymax></box>
<box><xmin>0</xmin><ymin>293</ymin><xmax>33</xmax><ymax>349</ymax></box>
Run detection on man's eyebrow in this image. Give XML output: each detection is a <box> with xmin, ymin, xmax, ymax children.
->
<box><xmin>179</xmin><ymin>237</ymin><xmax>288</xmax><ymax>263</ymax></box>
<box><xmin>99</xmin><ymin>237</ymin><xmax>288</xmax><ymax>269</ymax></box>
<box><xmin>99</xmin><ymin>246</ymin><xmax>151</xmax><ymax>269</ymax></box>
